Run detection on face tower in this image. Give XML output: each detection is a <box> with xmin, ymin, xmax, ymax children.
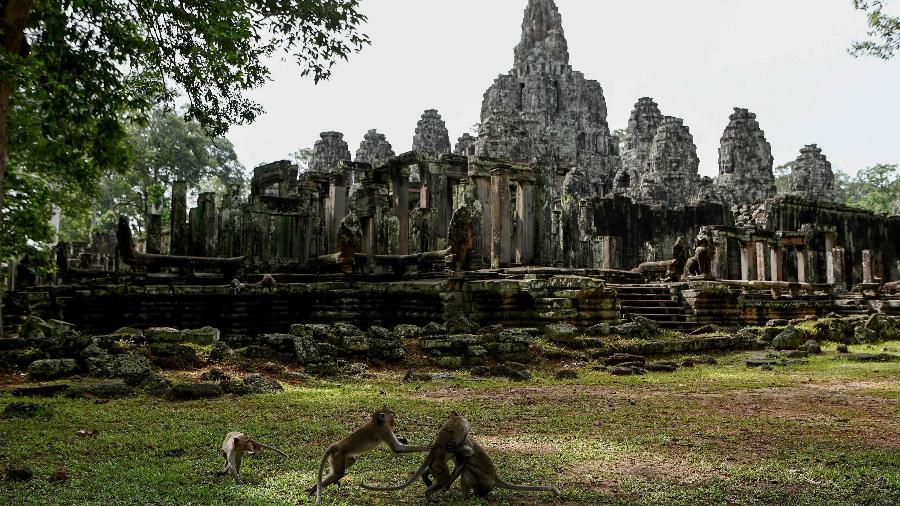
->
<box><xmin>475</xmin><ymin>0</ymin><xmax>620</xmax><ymax>197</ymax></box>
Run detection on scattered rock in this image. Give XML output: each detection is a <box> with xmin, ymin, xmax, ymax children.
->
<box><xmin>689</xmin><ymin>324</ymin><xmax>717</xmax><ymax>336</ymax></box>
<box><xmin>169</xmin><ymin>383</ymin><xmax>224</xmax><ymax>400</ymax></box>
<box><xmin>555</xmin><ymin>369</ymin><xmax>579</xmax><ymax>380</ymax></box>
<box><xmin>200</xmin><ymin>368</ymin><xmax>231</xmax><ymax>382</ymax></box>
<box><xmin>603</xmin><ymin>353</ymin><xmax>646</xmax><ymax>366</ymax></box>
<box><xmin>609</xmin><ymin>366</ymin><xmax>644</xmax><ymax>376</ymax></box>
<box><xmin>150</xmin><ymin>342</ymin><xmax>203</xmax><ymax>370</ymax></box>
<box><xmin>846</xmin><ymin>353</ymin><xmax>898</xmax><ymax>363</ymax></box>
<box><xmin>394</xmin><ymin>324</ymin><xmax>423</xmax><ymax>339</ymax></box>
<box><xmin>766</xmin><ymin>319</ymin><xmax>788</xmax><ymax>327</ymax></box>
<box><xmin>5</xmin><ymin>464</ymin><xmax>33</xmax><ymax>482</ymax></box>
<box><xmin>208</xmin><ymin>342</ymin><xmax>235</xmax><ymax>363</ymax></box>
<box><xmin>836</xmin><ymin>344</ymin><xmax>849</xmax><ymax>354</ymax></box>
<box><xmin>680</xmin><ymin>359</ymin><xmax>695</xmax><ymax>368</ymax></box>
<box><xmin>181</xmin><ymin>326</ymin><xmax>220</xmax><ymax>345</ymax></box>
<box><xmin>145</xmin><ymin>327</ymin><xmax>185</xmax><ymax>343</ymax></box>
<box><xmin>544</xmin><ymin>323</ymin><xmax>579</xmax><ymax>343</ymax></box>
<box><xmin>242</xmin><ymin>374</ymin><xmax>283</xmax><ymax>394</ymax></box>
<box><xmin>611</xmin><ymin>317</ymin><xmax>659</xmax><ymax>339</ymax></box>
<box><xmin>586</xmin><ymin>323</ymin><xmax>610</xmax><ymax>337</ymax></box>
<box><xmin>471</xmin><ymin>362</ymin><xmax>532</xmax><ymax>382</ymax></box>
<box><xmin>782</xmin><ymin>350</ymin><xmax>809</xmax><ymax>358</ymax></box>
<box><xmin>745</xmin><ymin>357</ymin><xmax>776</xmax><ymax>368</ymax></box>
<box><xmin>76</xmin><ymin>429</ymin><xmax>99</xmax><ymax>438</ymax></box>
<box><xmin>772</xmin><ymin>326</ymin><xmax>805</xmax><ymax>350</ymax></box>
<box><xmin>140</xmin><ymin>374</ymin><xmax>174</xmax><ymax>397</ymax></box>
<box><xmin>110</xmin><ymin>327</ymin><xmax>143</xmax><ymax>338</ymax></box>
<box><xmin>48</xmin><ymin>467</ymin><xmax>69</xmax><ymax>483</ymax></box>
<box><xmin>446</xmin><ymin>316</ymin><xmax>479</xmax><ymax>334</ymax></box>
<box><xmin>645</xmin><ymin>362</ymin><xmax>678</xmax><ymax>373</ymax></box>
<box><xmin>2</xmin><ymin>402</ymin><xmax>48</xmax><ymax>419</ymax></box>
<box><xmin>27</xmin><ymin>358</ymin><xmax>79</xmax><ymax>380</ymax></box>
<box><xmin>13</xmin><ymin>384</ymin><xmax>71</xmax><ymax>398</ymax></box>
<box><xmin>65</xmin><ymin>381</ymin><xmax>135</xmax><ymax>399</ymax></box>
<box><xmin>804</xmin><ymin>340</ymin><xmax>822</xmax><ymax>354</ymax></box>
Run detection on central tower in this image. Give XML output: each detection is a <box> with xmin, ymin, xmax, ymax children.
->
<box><xmin>476</xmin><ymin>0</ymin><xmax>620</xmax><ymax>197</ymax></box>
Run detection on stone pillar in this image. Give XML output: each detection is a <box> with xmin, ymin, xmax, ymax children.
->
<box><xmin>756</xmin><ymin>242</ymin><xmax>767</xmax><ymax>281</ymax></box>
<box><xmin>328</xmin><ymin>175</ymin><xmax>348</xmax><ymax>252</ymax></box>
<box><xmin>170</xmin><ymin>181</ymin><xmax>188</xmax><ymax>256</ymax></box>
<box><xmin>831</xmin><ymin>246</ymin><xmax>846</xmax><ymax>292</ymax></box>
<box><xmin>146</xmin><ymin>213</ymin><xmax>162</xmax><ymax>254</ymax></box>
<box><xmin>599</xmin><ymin>236</ymin><xmax>623</xmax><ymax>270</ymax></box>
<box><xmin>862</xmin><ymin>249</ymin><xmax>874</xmax><ymax>283</ymax></box>
<box><xmin>472</xmin><ymin>174</ymin><xmax>492</xmax><ymax>263</ymax></box>
<box><xmin>770</xmin><ymin>245</ymin><xmax>783</xmax><ymax>282</ymax></box>
<box><xmin>797</xmin><ymin>247</ymin><xmax>809</xmax><ymax>283</ymax></box>
<box><xmin>391</xmin><ymin>170</ymin><xmax>410</xmax><ymax>255</ymax></box>
<box><xmin>825</xmin><ymin>234</ymin><xmax>836</xmax><ymax>285</ymax></box>
<box><xmin>490</xmin><ymin>168</ymin><xmax>511</xmax><ymax>268</ymax></box>
<box><xmin>515</xmin><ymin>181</ymin><xmax>535</xmax><ymax>265</ymax></box>
<box><xmin>740</xmin><ymin>242</ymin><xmax>755</xmax><ymax>281</ymax></box>
<box><xmin>198</xmin><ymin>192</ymin><xmax>217</xmax><ymax>257</ymax></box>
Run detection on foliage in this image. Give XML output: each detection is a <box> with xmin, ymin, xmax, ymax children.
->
<box><xmin>851</xmin><ymin>0</ymin><xmax>900</xmax><ymax>59</ymax></box>
<box><xmin>612</xmin><ymin>128</ymin><xmax>627</xmax><ymax>154</ymax></box>
<box><xmin>835</xmin><ymin>164</ymin><xmax>900</xmax><ymax>214</ymax></box>
<box><xmin>1</xmin><ymin>0</ymin><xmax>370</xmax><ymax>259</ymax></box>
<box><xmin>773</xmin><ymin>160</ymin><xmax>796</xmax><ymax>195</ymax></box>
<box><xmin>290</xmin><ymin>147</ymin><xmax>313</xmax><ymax>173</ymax></box>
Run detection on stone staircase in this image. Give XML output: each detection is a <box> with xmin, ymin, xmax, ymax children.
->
<box><xmin>611</xmin><ymin>284</ymin><xmax>700</xmax><ymax>331</ymax></box>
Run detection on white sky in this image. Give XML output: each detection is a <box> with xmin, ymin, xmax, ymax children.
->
<box><xmin>229</xmin><ymin>0</ymin><xmax>900</xmax><ymax>178</ymax></box>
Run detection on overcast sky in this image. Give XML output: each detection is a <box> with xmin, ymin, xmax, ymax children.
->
<box><xmin>228</xmin><ymin>0</ymin><xmax>900</xmax><ymax>178</ymax></box>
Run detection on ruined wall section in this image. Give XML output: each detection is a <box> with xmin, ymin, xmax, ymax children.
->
<box><xmin>716</xmin><ymin>108</ymin><xmax>775</xmax><ymax>206</ymax></box>
<box><xmin>789</xmin><ymin>144</ymin><xmax>836</xmax><ymax>203</ymax></box>
<box><xmin>454</xmin><ymin>133</ymin><xmax>477</xmax><ymax>156</ymax></box>
<box><xmin>476</xmin><ymin>0</ymin><xmax>620</xmax><ymax>197</ymax></box>
<box><xmin>615</xmin><ymin>97</ymin><xmax>663</xmax><ymax>197</ymax></box>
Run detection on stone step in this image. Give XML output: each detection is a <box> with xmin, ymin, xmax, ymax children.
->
<box><xmin>622</xmin><ymin>306</ymin><xmax>686</xmax><ymax>314</ymax></box>
<box><xmin>631</xmin><ymin>313</ymin><xmax>691</xmax><ymax>322</ymax></box>
<box><xmin>617</xmin><ymin>298</ymin><xmax>680</xmax><ymax>305</ymax></box>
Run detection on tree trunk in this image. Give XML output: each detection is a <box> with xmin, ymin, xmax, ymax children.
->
<box><xmin>0</xmin><ymin>0</ymin><xmax>35</xmax><ymax>336</ymax></box>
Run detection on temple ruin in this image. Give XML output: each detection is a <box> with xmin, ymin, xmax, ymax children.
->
<box><xmin>6</xmin><ymin>0</ymin><xmax>899</xmax><ymax>344</ymax></box>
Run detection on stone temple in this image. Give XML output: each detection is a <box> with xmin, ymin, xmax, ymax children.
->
<box><xmin>6</xmin><ymin>0</ymin><xmax>899</xmax><ymax>350</ymax></box>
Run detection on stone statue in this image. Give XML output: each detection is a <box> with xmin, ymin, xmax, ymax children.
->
<box><xmin>447</xmin><ymin>205</ymin><xmax>476</xmax><ymax>271</ymax></box>
<box><xmin>672</xmin><ymin>237</ymin><xmax>689</xmax><ymax>278</ymax></box>
<box><xmin>685</xmin><ymin>232</ymin><xmax>712</xmax><ymax>278</ymax></box>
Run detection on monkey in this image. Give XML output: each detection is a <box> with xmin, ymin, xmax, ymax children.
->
<box><xmin>308</xmin><ymin>407</ymin><xmax>432</xmax><ymax>506</ymax></box>
<box><xmin>444</xmin><ymin>435</ymin><xmax>561</xmax><ymax>499</ymax></box>
<box><xmin>360</xmin><ymin>412</ymin><xmax>471</xmax><ymax>497</ymax></box>
<box><xmin>219</xmin><ymin>432</ymin><xmax>289</xmax><ymax>485</ymax></box>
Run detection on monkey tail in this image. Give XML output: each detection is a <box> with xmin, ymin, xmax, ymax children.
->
<box><xmin>359</xmin><ymin>461</ymin><xmax>429</xmax><ymax>492</ymax></box>
<box><xmin>315</xmin><ymin>445</ymin><xmax>335</xmax><ymax>506</ymax></box>
<box><xmin>254</xmin><ymin>442</ymin><xmax>289</xmax><ymax>458</ymax></box>
<box><xmin>496</xmin><ymin>479</ymin><xmax>561</xmax><ymax>497</ymax></box>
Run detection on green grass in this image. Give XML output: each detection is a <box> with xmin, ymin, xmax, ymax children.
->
<box><xmin>1</xmin><ymin>343</ymin><xmax>899</xmax><ymax>505</ymax></box>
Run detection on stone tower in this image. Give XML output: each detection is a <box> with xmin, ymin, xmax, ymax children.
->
<box><xmin>310</xmin><ymin>132</ymin><xmax>352</xmax><ymax>173</ymax></box>
<box><xmin>355</xmin><ymin>129</ymin><xmax>395</xmax><ymax>164</ymax></box>
<box><xmin>637</xmin><ymin>117</ymin><xmax>701</xmax><ymax>208</ymax></box>
<box><xmin>454</xmin><ymin>133</ymin><xmax>477</xmax><ymax>156</ymax></box>
<box><xmin>476</xmin><ymin>0</ymin><xmax>620</xmax><ymax>197</ymax></box>
<box><xmin>789</xmin><ymin>144</ymin><xmax>835</xmax><ymax>202</ymax></box>
<box><xmin>412</xmin><ymin>109</ymin><xmax>451</xmax><ymax>155</ymax></box>
<box><xmin>616</xmin><ymin>97</ymin><xmax>664</xmax><ymax>197</ymax></box>
<box><xmin>716</xmin><ymin>108</ymin><xmax>775</xmax><ymax>205</ymax></box>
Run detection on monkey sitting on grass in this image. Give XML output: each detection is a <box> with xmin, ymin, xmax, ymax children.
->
<box><xmin>219</xmin><ymin>432</ymin><xmax>289</xmax><ymax>485</ymax></box>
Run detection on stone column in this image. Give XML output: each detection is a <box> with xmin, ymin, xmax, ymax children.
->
<box><xmin>600</xmin><ymin>236</ymin><xmax>623</xmax><ymax>270</ymax></box>
<box><xmin>391</xmin><ymin>170</ymin><xmax>410</xmax><ymax>255</ymax></box>
<box><xmin>170</xmin><ymin>181</ymin><xmax>188</xmax><ymax>256</ymax></box>
<box><xmin>797</xmin><ymin>247</ymin><xmax>809</xmax><ymax>283</ymax></box>
<box><xmin>472</xmin><ymin>174</ymin><xmax>492</xmax><ymax>264</ymax></box>
<box><xmin>831</xmin><ymin>246</ymin><xmax>846</xmax><ymax>292</ymax></box>
<box><xmin>328</xmin><ymin>175</ymin><xmax>348</xmax><ymax>252</ymax></box>
<box><xmin>490</xmin><ymin>168</ymin><xmax>511</xmax><ymax>268</ymax></box>
<box><xmin>515</xmin><ymin>181</ymin><xmax>535</xmax><ymax>265</ymax></box>
<box><xmin>198</xmin><ymin>192</ymin><xmax>217</xmax><ymax>257</ymax></box>
<box><xmin>740</xmin><ymin>242</ymin><xmax>755</xmax><ymax>281</ymax></box>
<box><xmin>146</xmin><ymin>213</ymin><xmax>162</xmax><ymax>254</ymax></box>
<box><xmin>862</xmin><ymin>249</ymin><xmax>874</xmax><ymax>283</ymax></box>
<box><xmin>756</xmin><ymin>242</ymin><xmax>767</xmax><ymax>281</ymax></box>
<box><xmin>825</xmin><ymin>233</ymin><xmax>836</xmax><ymax>285</ymax></box>
<box><xmin>769</xmin><ymin>245</ymin><xmax>783</xmax><ymax>282</ymax></box>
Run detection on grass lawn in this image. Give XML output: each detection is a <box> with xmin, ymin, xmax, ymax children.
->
<box><xmin>1</xmin><ymin>342</ymin><xmax>898</xmax><ymax>505</ymax></box>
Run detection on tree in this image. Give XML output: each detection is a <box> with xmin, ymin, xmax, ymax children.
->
<box><xmin>290</xmin><ymin>147</ymin><xmax>313</xmax><ymax>173</ymax></box>
<box><xmin>851</xmin><ymin>0</ymin><xmax>900</xmax><ymax>58</ymax></box>
<box><xmin>837</xmin><ymin>163</ymin><xmax>900</xmax><ymax>214</ymax></box>
<box><xmin>0</xmin><ymin>0</ymin><xmax>369</xmax><ymax>253</ymax></box>
<box><xmin>773</xmin><ymin>161</ymin><xmax>797</xmax><ymax>195</ymax></box>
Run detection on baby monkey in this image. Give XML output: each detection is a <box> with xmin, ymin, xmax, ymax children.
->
<box><xmin>361</xmin><ymin>412</ymin><xmax>471</xmax><ymax>497</ymax></box>
<box><xmin>445</xmin><ymin>435</ymin><xmax>561</xmax><ymax>499</ymax></box>
<box><xmin>310</xmin><ymin>407</ymin><xmax>431</xmax><ymax>506</ymax></box>
<box><xmin>219</xmin><ymin>432</ymin><xmax>289</xmax><ymax>485</ymax></box>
